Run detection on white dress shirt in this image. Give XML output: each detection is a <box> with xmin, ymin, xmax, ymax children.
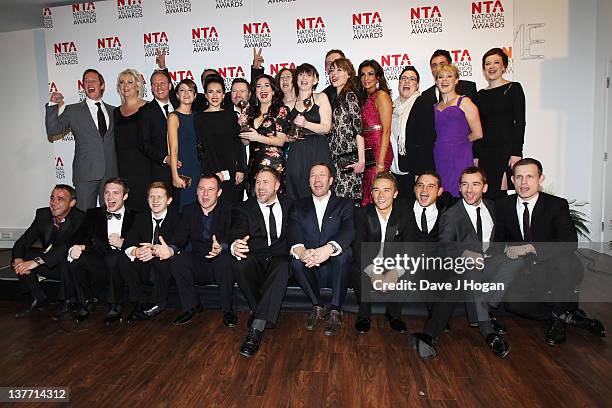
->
<box><xmin>107</xmin><ymin>206</ymin><xmax>126</xmax><ymax>250</ymax></box>
<box><xmin>516</xmin><ymin>193</ymin><xmax>539</xmax><ymax>239</ymax></box>
<box><xmin>155</xmin><ymin>98</ymin><xmax>174</xmax><ymax>118</ymax></box>
<box><xmin>84</xmin><ymin>97</ymin><xmax>110</xmax><ymax>132</ymax></box>
<box><xmin>413</xmin><ymin>200</ymin><xmax>438</xmax><ymax>234</ymax></box>
<box><xmin>462</xmin><ymin>200</ymin><xmax>493</xmax><ymax>252</ymax></box>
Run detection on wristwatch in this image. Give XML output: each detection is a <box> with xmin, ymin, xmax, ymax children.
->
<box><xmin>327</xmin><ymin>241</ymin><xmax>341</xmax><ymax>256</ymax></box>
<box><xmin>33</xmin><ymin>256</ymin><xmax>44</xmax><ymax>265</ymax></box>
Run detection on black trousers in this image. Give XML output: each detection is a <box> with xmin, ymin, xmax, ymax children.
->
<box><xmin>291</xmin><ymin>251</ymin><xmax>352</xmax><ymax>309</ymax></box>
<box><xmin>69</xmin><ymin>250</ymin><xmax>137</xmax><ymax>304</ymax></box>
<box><xmin>233</xmin><ymin>255</ymin><xmax>290</xmax><ymax>325</ymax></box>
<box><xmin>141</xmin><ymin>258</ymin><xmax>174</xmax><ymax>306</ymax></box>
<box><xmin>170</xmin><ymin>251</ymin><xmax>234</xmax><ymax>313</ymax></box>
<box><xmin>350</xmin><ymin>265</ymin><xmax>402</xmax><ymax>319</ymax></box>
<box><xmin>393</xmin><ymin>172</ymin><xmax>416</xmax><ymax>201</ymax></box>
<box><xmin>17</xmin><ymin>249</ymin><xmax>75</xmax><ymax>302</ymax></box>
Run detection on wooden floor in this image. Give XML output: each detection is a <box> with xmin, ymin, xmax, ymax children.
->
<box><xmin>1</xmin><ymin>301</ymin><xmax>611</xmax><ymax>407</ymax></box>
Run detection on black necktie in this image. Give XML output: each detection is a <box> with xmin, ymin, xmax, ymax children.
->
<box><xmin>153</xmin><ymin>218</ymin><xmax>163</xmax><ymax>244</ymax></box>
<box><xmin>476</xmin><ymin>207</ymin><xmax>483</xmax><ymax>242</ymax></box>
<box><xmin>420</xmin><ymin>208</ymin><xmax>428</xmax><ymax>233</ymax></box>
<box><xmin>163</xmin><ymin>104</ymin><xmax>169</xmax><ymax>118</ymax></box>
<box><xmin>523</xmin><ymin>202</ymin><xmax>533</xmax><ymax>242</ymax></box>
<box><xmin>267</xmin><ymin>203</ymin><xmax>278</xmax><ymax>242</ymax></box>
<box><xmin>96</xmin><ymin>102</ymin><xmax>107</xmax><ymax>137</ymax></box>
<box><xmin>106</xmin><ymin>211</ymin><xmax>121</xmax><ymax>220</ymax></box>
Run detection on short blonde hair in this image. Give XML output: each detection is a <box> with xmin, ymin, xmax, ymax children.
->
<box><xmin>436</xmin><ymin>64</ymin><xmax>460</xmax><ymax>79</ymax></box>
<box><xmin>116</xmin><ymin>69</ymin><xmax>144</xmax><ymax>102</ymax></box>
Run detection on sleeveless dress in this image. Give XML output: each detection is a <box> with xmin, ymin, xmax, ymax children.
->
<box><xmin>174</xmin><ymin>111</ymin><xmax>200</xmax><ymax>209</ymax></box>
<box><xmin>433</xmin><ymin>96</ymin><xmax>473</xmax><ymax>197</ymax></box>
<box><xmin>361</xmin><ymin>91</ymin><xmax>393</xmax><ymax>206</ymax></box>
<box><xmin>285</xmin><ymin>102</ymin><xmax>333</xmax><ymax>200</ymax></box>
<box><xmin>114</xmin><ymin>107</ymin><xmax>150</xmax><ymax>212</ymax></box>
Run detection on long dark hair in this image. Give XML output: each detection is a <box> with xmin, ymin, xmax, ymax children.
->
<box><xmin>248</xmin><ymin>74</ymin><xmax>285</xmax><ymax>120</ymax></box>
<box><xmin>329</xmin><ymin>58</ymin><xmax>358</xmax><ymax>109</ymax></box>
<box><xmin>357</xmin><ymin>59</ymin><xmax>391</xmax><ymax>104</ymax></box>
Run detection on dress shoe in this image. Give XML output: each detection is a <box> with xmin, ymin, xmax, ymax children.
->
<box><xmin>52</xmin><ymin>300</ymin><xmax>75</xmax><ymax>321</ymax></box>
<box><xmin>105</xmin><ymin>307</ymin><xmax>123</xmax><ymax>325</ymax></box>
<box><xmin>443</xmin><ymin>322</ymin><xmax>451</xmax><ymax>333</ymax></box>
<box><xmin>486</xmin><ymin>333</ymin><xmax>511</xmax><ymax>358</ymax></box>
<box><xmin>410</xmin><ymin>333</ymin><xmax>437</xmax><ymax>359</ymax></box>
<box><xmin>173</xmin><ymin>308</ymin><xmax>198</xmax><ymax>326</ymax></box>
<box><xmin>124</xmin><ymin>303</ymin><xmax>144</xmax><ymax>324</ymax></box>
<box><xmin>74</xmin><ymin>300</ymin><xmax>96</xmax><ymax>322</ymax></box>
<box><xmin>15</xmin><ymin>298</ymin><xmax>48</xmax><ymax>319</ymax></box>
<box><xmin>240</xmin><ymin>328</ymin><xmax>263</xmax><ymax>357</ymax></box>
<box><xmin>490</xmin><ymin>316</ymin><xmax>506</xmax><ymax>335</ymax></box>
<box><xmin>305</xmin><ymin>305</ymin><xmax>326</xmax><ymax>331</ymax></box>
<box><xmin>324</xmin><ymin>310</ymin><xmax>343</xmax><ymax>336</ymax></box>
<box><xmin>143</xmin><ymin>305</ymin><xmax>163</xmax><ymax>319</ymax></box>
<box><xmin>355</xmin><ymin>316</ymin><xmax>371</xmax><ymax>333</ymax></box>
<box><xmin>223</xmin><ymin>311</ymin><xmax>238</xmax><ymax>328</ymax></box>
<box><xmin>545</xmin><ymin>318</ymin><xmax>566</xmax><ymax>346</ymax></box>
<box><xmin>386</xmin><ymin>313</ymin><xmax>407</xmax><ymax>333</ymax></box>
<box><xmin>562</xmin><ymin>310</ymin><xmax>606</xmax><ymax>338</ymax></box>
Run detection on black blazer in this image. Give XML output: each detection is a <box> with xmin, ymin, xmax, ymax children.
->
<box><xmin>398</xmin><ymin>95</ymin><xmax>436</xmax><ymax>174</ymax></box>
<box><xmin>421</xmin><ymin>79</ymin><xmax>478</xmax><ymax>104</ymax></box>
<box><xmin>81</xmin><ymin>206</ymin><xmax>136</xmax><ymax>255</ymax></box>
<box><xmin>403</xmin><ymin>195</ymin><xmax>456</xmax><ymax>243</ymax></box>
<box><xmin>138</xmin><ymin>100</ymin><xmax>172</xmax><ymax>186</ymax></box>
<box><xmin>124</xmin><ymin>208</ymin><xmax>180</xmax><ymax>250</ymax></box>
<box><xmin>439</xmin><ymin>198</ymin><xmax>496</xmax><ymax>257</ymax></box>
<box><xmin>12</xmin><ymin>207</ymin><xmax>87</xmax><ymax>268</ymax></box>
<box><xmin>494</xmin><ymin>192</ymin><xmax>577</xmax><ymax>262</ymax></box>
<box><xmin>169</xmin><ymin>201</ymin><xmax>231</xmax><ymax>256</ymax></box>
<box><xmin>287</xmin><ymin>195</ymin><xmax>355</xmax><ymax>251</ymax></box>
<box><xmin>352</xmin><ymin>204</ymin><xmax>409</xmax><ymax>269</ymax></box>
<box><xmin>230</xmin><ymin>197</ymin><xmax>292</xmax><ymax>260</ymax></box>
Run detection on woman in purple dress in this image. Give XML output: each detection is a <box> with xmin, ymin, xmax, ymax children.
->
<box><xmin>433</xmin><ymin>64</ymin><xmax>482</xmax><ymax>197</ymax></box>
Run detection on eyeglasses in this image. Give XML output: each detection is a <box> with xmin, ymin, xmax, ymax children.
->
<box><xmin>400</xmin><ymin>76</ymin><xmax>418</xmax><ymax>82</ymax></box>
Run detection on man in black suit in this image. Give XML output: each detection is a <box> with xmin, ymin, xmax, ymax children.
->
<box><xmin>68</xmin><ymin>178</ymin><xmax>137</xmax><ymax>324</ymax></box>
<box><xmin>138</xmin><ymin>69</ymin><xmax>176</xmax><ymax>202</ymax></box>
<box><xmin>122</xmin><ymin>181</ymin><xmax>179</xmax><ymax>323</ymax></box>
<box><xmin>352</xmin><ymin>172</ymin><xmax>409</xmax><ymax>334</ymax></box>
<box><xmin>45</xmin><ymin>69</ymin><xmax>117</xmax><ymax>210</ymax></box>
<box><xmin>231</xmin><ymin>167</ymin><xmax>292</xmax><ymax>357</ymax></box>
<box><xmin>288</xmin><ymin>163</ymin><xmax>354</xmax><ymax>336</ymax></box>
<box><xmin>12</xmin><ymin>185</ymin><xmax>87</xmax><ymax>319</ymax></box>
<box><xmin>155</xmin><ymin>174</ymin><xmax>236</xmax><ymax>327</ymax></box>
<box><xmin>411</xmin><ymin>167</ymin><xmax>519</xmax><ymax>359</ymax></box>
<box><xmin>421</xmin><ymin>49</ymin><xmax>477</xmax><ymax>104</ymax></box>
<box><xmin>495</xmin><ymin>158</ymin><xmax>605</xmax><ymax>344</ymax></box>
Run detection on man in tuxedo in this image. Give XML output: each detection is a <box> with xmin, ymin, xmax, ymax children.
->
<box><xmin>45</xmin><ymin>69</ymin><xmax>117</xmax><ymax>210</ymax></box>
<box><xmin>12</xmin><ymin>185</ymin><xmax>87</xmax><ymax>319</ymax></box>
<box><xmin>138</xmin><ymin>70</ymin><xmax>176</xmax><ymax>202</ymax></box>
<box><xmin>231</xmin><ymin>167</ymin><xmax>292</xmax><ymax>357</ymax></box>
<box><xmin>411</xmin><ymin>167</ymin><xmax>519</xmax><ymax>359</ymax></box>
<box><xmin>352</xmin><ymin>172</ymin><xmax>409</xmax><ymax>334</ymax></box>
<box><xmin>122</xmin><ymin>182</ymin><xmax>179</xmax><ymax>322</ymax></box>
<box><xmin>288</xmin><ymin>163</ymin><xmax>354</xmax><ymax>336</ymax></box>
<box><xmin>495</xmin><ymin>158</ymin><xmax>605</xmax><ymax>344</ymax></box>
<box><xmin>155</xmin><ymin>175</ymin><xmax>236</xmax><ymax>327</ymax></box>
<box><xmin>68</xmin><ymin>178</ymin><xmax>137</xmax><ymax>324</ymax></box>
<box><xmin>421</xmin><ymin>49</ymin><xmax>477</xmax><ymax>104</ymax></box>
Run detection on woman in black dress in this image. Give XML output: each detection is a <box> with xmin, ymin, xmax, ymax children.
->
<box><xmin>476</xmin><ymin>47</ymin><xmax>526</xmax><ymax>198</ymax></box>
<box><xmin>239</xmin><ymin>74</ymin><xmax>289</xmax><ymax>195</ymax></box>
<box><xmin>114</xmin><ymin>69</ymin><xmax>148</xmax><ymax>212</ymax></box>
<box><xmin>195</xmin><ymin>75</ymin><xmax>245</xmax><ymax>204</ymax></box>
<box><xmin>285</xmin><ymin>63</ymin><xmax>333</xmax><ymax>199</ymax></box>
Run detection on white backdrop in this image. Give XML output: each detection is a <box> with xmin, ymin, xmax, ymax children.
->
<box><xmin>44</xmin><ymin>0</ymin><xmax>513</xmax><ymax>184</ymax></box>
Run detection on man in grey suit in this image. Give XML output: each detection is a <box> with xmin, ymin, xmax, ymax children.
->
<box><xmin>45</xmin><ymin>69</ymin><xmax>117</xmax><ymax>210</ymax></box>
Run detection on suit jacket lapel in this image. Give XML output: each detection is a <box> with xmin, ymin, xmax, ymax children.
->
<box><xmin>483</xmin><ymin>199</ymin><xmax>496</xmax><ymax>242</ymax></box>
<box><xmin>367</xmin><ymin>205</ymin><xmax>382</xmax><ymax>242</ymax></box>
<box><xmin>252</xmin><ymin>199</ymin><xmax>267</xmax><ymax>239</ymax></box>
<box><xmin>385</xmin><ymin>207</ymin><xmax>400</xmax><ymax>242</ymax></box>
<box><xmin>320</xmin><ymin>195</ymin><xmax>337</xmax><ymax>233</ymax></box>
<box><xmin>79</xmin><ymin>101</ymin><xmax>100</xmax><ymax>135</ymax></box>
<box><xmin>41</xmin><ymin>210</ymin><xmax>54</xmax><ymax>247</ymax></box>
<box><xmin>458</xmin><ymin>202</ymin><xmax>478</xmax><ymax>241</ymax></box>
<box><xmin>530</xmin><ymin>194</ymin><xmax>546</xmax><ymax>240</ymax></box>
<box><xmin>104</xmin><ymin>102</ymin><xmax>113</xmax><ymax>136</ymax></box>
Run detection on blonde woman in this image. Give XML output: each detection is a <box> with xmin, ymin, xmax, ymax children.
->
<box><xmin>114</xmin><ymin>69</ymin><xmax>148</xmax><ymax>211</ymax></box>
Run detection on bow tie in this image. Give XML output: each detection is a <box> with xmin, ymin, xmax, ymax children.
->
<box><xmin>106</xmin><ymin>211</ymin><xmax>122</xmax><ymax>220</ymax></box>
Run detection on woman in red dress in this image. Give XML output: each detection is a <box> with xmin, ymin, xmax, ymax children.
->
<box><xmin>357</xmin><ymin>60</ymin><xmax>393</xmax><ymax>206</ymax></box>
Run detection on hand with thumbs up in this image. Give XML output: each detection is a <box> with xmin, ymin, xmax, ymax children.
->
<box><xmin>231</xmin><ymin>235</ymin><xmax>250</xmax><ymax>259</ymax></box>
<box><xmin>205</xmin><ymin>235</ymin><xmax>222</xmax><ymax>259</ymax></box>
<box><xmin>154</xmin><ymin>236</ymin><xmax>174</xmax><ymax>260</ymax></box>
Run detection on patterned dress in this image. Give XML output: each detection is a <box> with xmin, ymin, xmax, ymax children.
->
<box><xmin>361</xmin><ymin>91</ymin><xmax>393</xmax><ymax>206</ymax></box>
<box><xmin>248</xmin><ymin>105</ymin><xmax>289</xmax><ymax>195</ymax></box>
<box><xmin>329</xmin><ymin>91</ymin><xmax>363</xmax><ymax>201</ymax></box>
